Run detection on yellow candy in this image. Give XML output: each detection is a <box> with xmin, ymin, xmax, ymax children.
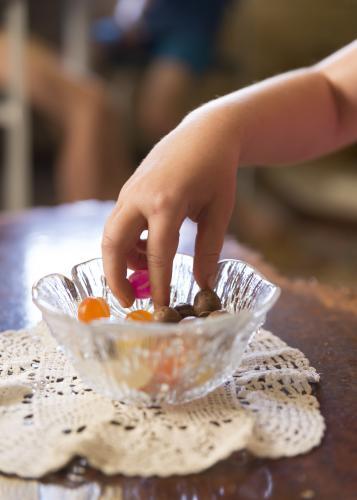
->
<box><xmin>107</xmin><ymin>360</ymin><xmax>153</xmax><ymax>390</ymax></box>
<box><xmin>112</xmin><ymin>336</ymin><xmax>152</xmax><ymax>390</ymax></box>
<box><xmin>195</xmin><ymin>367</ymin><xmax>215</xmax><ymax>385</ymax></box>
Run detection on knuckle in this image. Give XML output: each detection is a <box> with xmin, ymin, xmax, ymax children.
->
<box><xmin>101</xmin><ymin>233</ymin><xmax>118</xmax><ymax>252</ymax></box>
<box><xmin>118</xmin><ymin>183</ymin><xmax>130</xmax><ymax>199</ymax></box>
<box><xmin>146</xmin><ymin>252</ymin><xmax>166</xmax><ymax>269</ymax></box>
<box><xmin>151</xmin><ymin>192</ymin><xmax>176</xmax><ymax>215</ymax></box>
<box><xmin>196</xmin><ymin>250</ymin><xmax>220</xmax><ymax>263</ymax></box>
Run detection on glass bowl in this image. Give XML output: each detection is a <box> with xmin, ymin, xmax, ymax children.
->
<box><xmin>32</xmin><ymin>254</ymin><xmax>280</xmax><ymax>405</ymax></box>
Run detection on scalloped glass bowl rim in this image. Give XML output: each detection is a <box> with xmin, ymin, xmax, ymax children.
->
<box><xmin>32</xmin><ymin>256</ymin><xmax>281</xmax><ymax>336</ymax></box>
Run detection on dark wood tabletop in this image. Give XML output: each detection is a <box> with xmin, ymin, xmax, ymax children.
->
<box><xmin>0</xmin><ymin>202</ymin><xmax>356</xmax><ymax>500</ymax></box>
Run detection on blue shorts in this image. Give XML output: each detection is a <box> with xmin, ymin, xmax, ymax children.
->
<box><xmin>92</xmin><ymin>0</ymin><xmax>231</xmax><ymax>75</ymax></box>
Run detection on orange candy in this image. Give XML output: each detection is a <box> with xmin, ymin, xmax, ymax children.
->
<box><xmin>155</xmin><ymin>356</ymin><xmax>180</xmax><ymax>383</ymax></box>
<box><xmin>78</xmin><ymin>297</ymin><xmax>110</xmax><ymax>323</ymax></box>
<box><xmin>152</xmin><ymin>340</ymin><xmax>188</xmax><ymax>385</ymax></box>
<box><xmin>126</xmin><ymin>310</ymin><xmax>153</xmax><ymax>322</ymax></box>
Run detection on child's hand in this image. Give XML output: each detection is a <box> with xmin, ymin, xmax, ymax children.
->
<box><xmin>103</xmin><ymin>39</ymin><xmax>357</xmax><ymax>307</ymax></box>
<box><xmin>102</xmin><ymin>108</ymin><xmax>239</xmax><ymax>307</ymax></box>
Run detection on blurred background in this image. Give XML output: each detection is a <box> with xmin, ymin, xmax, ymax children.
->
<box><xmin>0</xmin><ymin>0</ymin><xmax>356</xmax><ymax>287</ymax></box>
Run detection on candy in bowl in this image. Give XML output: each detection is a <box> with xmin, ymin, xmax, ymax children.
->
<box><xmin>32</xmin><ymin>253</ymin><xmax>280</xmax><ymax>404</ymax></box>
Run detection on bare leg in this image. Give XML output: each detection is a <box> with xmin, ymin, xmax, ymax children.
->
<box><xmin>135</xmin><ymin>59</ymin><xmax>195</xmax><ymax>147</ymax></box>
<box><xmin>0</xmin><ymin>34</ymin><xmax>133</xmax><ymax>202</ymax></box>
<box><xmin>56</xmin><ymin>83</ymin><xmax>132</xmax><ymax>202</ymax></box>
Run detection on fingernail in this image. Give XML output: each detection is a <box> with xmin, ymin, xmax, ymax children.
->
<box><xmin>119</xmin><ymin>295</ymin><xmax>133</xmax><ymax>308</ymax></box>
<box><xmin>120</xmin><ymin>299</ymin><xmax>130</xmax><ymax>309</ymax></box>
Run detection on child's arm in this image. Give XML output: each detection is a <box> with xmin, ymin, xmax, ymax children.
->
<box><xmin>195</xmin><ymin>40</ymin><xmax>357</xmax><ymax>167</ymax></box>
<box><xmin>102</xmin><ymin>41</ymin><xmax>357</xmax><ymax>307</ymax></box>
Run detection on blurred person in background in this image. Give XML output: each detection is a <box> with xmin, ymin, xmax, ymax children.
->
<box><xmin>0</xmin><ymin>33</ymin><xmax>128</xmax><ymax>202</ymax></box>
<box><xmin>0</xmin><ymin>0</ymin><xmax>231</xmax><ymax>203</ymax></box>
<box><xmin>93</xmin><ymin>0</ymin><xmax>232</xmax><ymax>149</ymax></box>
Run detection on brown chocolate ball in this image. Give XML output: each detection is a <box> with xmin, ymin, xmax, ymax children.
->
<box><xmin>174</xmin><ymin>303</ymin><xmax>196</xmax><ymax>319</ymax></box>
<box><xmin>193</xmin><ymin>288</ymin><xmax>222</xmax><ymax>316</ymax></box>
<box><xmin>153</xmin><ymin>306</ymin><xmax>181</xmax><ymax>323</ymax></box>
<box><xmin>209</xmin><ymin>309</ymin><xmax>229</xmax><ymax>318</ymax></box>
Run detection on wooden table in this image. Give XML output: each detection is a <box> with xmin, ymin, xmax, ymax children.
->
<box><xmin>0</xmin><ymin>202</ymin><xmax>356</xmax><ymax>500</ymax></box>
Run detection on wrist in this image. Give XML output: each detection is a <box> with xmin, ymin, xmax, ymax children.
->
<box><xmin>181</xmin><ymin>101</ymin><xmax>242</xmax><ymax>174</ymax></box>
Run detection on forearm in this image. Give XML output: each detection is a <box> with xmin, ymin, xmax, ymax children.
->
<box><xmin>229</xmin><ymin>68</ymin><xmax>344</xmax><ymax>166</ymax></box>
<box><xmin>187</xmin><ymin>42</ymin><xmax>357</xmax><ymax>168</ymax></box>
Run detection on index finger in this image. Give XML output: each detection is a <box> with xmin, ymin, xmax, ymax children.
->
<box><xmin>102</xmin><ymin>207</ymin><xmax>146</xmax><ymax>307</ymax></box>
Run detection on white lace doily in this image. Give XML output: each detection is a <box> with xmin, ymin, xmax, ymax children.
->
<box><xmin>0</xmin><ymin>322</ymin><xmax>325</xmax><ymax>478</ymax></box>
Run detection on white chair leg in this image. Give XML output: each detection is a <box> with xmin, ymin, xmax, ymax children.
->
<box><xmin>3</xmin><ymin>0</ymin><xmax>31</xmax><ymax>210</ymax></box>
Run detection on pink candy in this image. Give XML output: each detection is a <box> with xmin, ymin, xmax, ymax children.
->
<box><xmin>128</xmin><ymin>270</ymin><xmax>151</xmax><ymax>299</ymax></box>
